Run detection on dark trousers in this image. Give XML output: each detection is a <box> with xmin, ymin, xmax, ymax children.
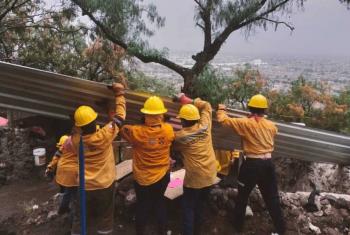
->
<box><xmin>58</xmin><ymin>185</ymin><xmax>77</xmax><ymax>215</ymax></box>
<box><xmin>233</xmin><ymin>158</ymin><xmax>286</xmax><ymax>234</ymax></box>
<box><xmin>182</xmin><ymin>186</ymin><xmax>210</xmax><ymax>235</ymax></box>
<box><xmin>71</xmin><ymin>183</ymin><xmax>115</xmax><ymax>235</ymax></box>
<box><xmin>134</xmin><ymin>173</ymin><xmax>170</xmax><ymax>235</ymax></box>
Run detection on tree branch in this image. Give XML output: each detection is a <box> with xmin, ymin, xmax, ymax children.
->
<box><xmin>0</xmin><ymin>0</ymin><xmax>30</xmax><ymax>22</ymax></box>
<box><xmin>192</xmin><ymin>0</ymin><xmax>292</xmax><ymax>74</ymax></box>
<box><xmin>72</xmin><ymin>0</ymin><xmax>190</xmax><ymax>78</ymax></box>
<box><xmin>196</xmin><ymin>23</ymin><xmax>205</xmax><ymax>30</ymax></box>
<box><xmin>260</xmin><ymin>17</ymin><xmax>295</xmax><ymax>31</ymax></box>
<box><xmin>193</xmin><ymin>0</ymin><xmax>205</xmax><ymax>11</ymax></box>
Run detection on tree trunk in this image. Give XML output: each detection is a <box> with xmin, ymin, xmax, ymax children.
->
<box><xmin>181</xmin><ymin>72</ymin><xmax>197</xmax><ymax>97</ymax></box>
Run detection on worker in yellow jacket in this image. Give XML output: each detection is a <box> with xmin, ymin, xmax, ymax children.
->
<box><xmin>120</xmin><ymin>96</ymin><xmax>174</xmax><ymax>235</ymax></box>
<box><xmin>46</xmin><ymin>135</ymin><xmax>69</xmax><ymax>179</ymax></box>
<box><xmin>217</xmin><ymin>94</ymin><xmax>286</xmax><ymax>234</ymax></box>
<box><xmin>173</xmin><ymin>94</ymin><xmax>217</xmax><ymax>235</ymax></box>
<box><xmin>46</xmin><ymin>135</ymin><xmax>78</xmax><ymax>214</ymax></box>
<box><xmin>70</xmin><ymin>83</ymin><xmax>126</xmax><ymax>235</ymax></box>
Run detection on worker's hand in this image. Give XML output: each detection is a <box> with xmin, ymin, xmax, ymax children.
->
<box><xmin>45</xmin><ymin>168</ymin><xmax>54</xmax><ymax>180</ymax></box>
<box><xmin>174</xmin><ymin>93</ymin><xmax>193</xmax><ymax>105</ymax></box>
<box><xmin>218</xmin><ymin>104</ymin><xmax>226</xmax><ymax>111</ymax></box>
<box><xmin>112</xmin><ymin>82</ymin><xmax>125</xmax><ymax>96</ymax></box>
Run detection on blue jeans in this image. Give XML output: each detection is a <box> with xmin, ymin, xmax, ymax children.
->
<box><xmin>182</xmin><ymin>186</ymin><xmax>210</xmax><ymax>235</ymax></box>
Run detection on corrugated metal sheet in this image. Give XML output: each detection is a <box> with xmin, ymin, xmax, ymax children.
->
<box><xmin>1</xmin><ymin>61</ymin><xmax>350</xmax><ymax>164</ymax></box>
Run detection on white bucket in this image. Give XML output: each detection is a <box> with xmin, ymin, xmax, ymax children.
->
<box><xmin>33</xmin><ymin>148</ymin><xmax>46</xmax><ymax>166</ymax></box>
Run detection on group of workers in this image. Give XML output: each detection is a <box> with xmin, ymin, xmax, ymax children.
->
<box><xmin>46</xmin><ymin>81</ymin><xmax>286</xmax><ymax>235</ymax></box>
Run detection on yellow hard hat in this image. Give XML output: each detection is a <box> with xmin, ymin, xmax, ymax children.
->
<box><xmin>178</xmin><ymin>104</ymin><xmax>200</xmax><ymax>121</ymax></box>
<box><xmin>141</xmin><ymin>96</ymin><xmax>167</xmax><ymax>115</ymax></box>
<box><xmin>74</xmin><ymin>105</ymin><xmax>98</xmax><ymax>127</ymax></box>
<box><xmin>248</xmin><ymin>94</ymin><xmax>268</xmax><ymax>109</ymax></box>
<box><xmin>57</xmin><ymin>135</ymin><xmax>69</xmax><ymax>147</ymax></box>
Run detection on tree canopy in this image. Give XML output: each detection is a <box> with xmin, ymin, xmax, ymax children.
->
<box><xmin>71</xmin><ymin>0</ymin><xmax>350</xmax><ymax>96</ymax></box>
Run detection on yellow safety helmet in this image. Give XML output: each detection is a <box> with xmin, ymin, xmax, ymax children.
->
<box><xmin>248</xmin><ymin>94</ymin><xmax>268</xmax><ymax>109</ymax></box>
<box><xmin>178</xmin><ymin>104</ymin><xmax>200</xmax><ymax>121</ymax></box>
<box><xmin>141</xmin><ymin>96</ymin><xmax>168</xmax><ymax>115</ymax></box>
<box><xmin>57</xmin><ymin>135</ymin><xmax>69</xmax><ymax>148</ymax></box>
<box><xmin>74</xmin><ymin>105</ymin><xmax>98</xmax><ymax>127</ymax></box>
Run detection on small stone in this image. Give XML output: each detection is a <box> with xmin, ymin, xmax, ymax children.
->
<box><xmin>313</xmin><ymin>211</ymin><xmax>324</xmax><ymax>217</ymax></box>
<box><xmin>309</xmin><ymin>222</ymin><xmax>321</xmax><ymax>234</ymax></box>
<box><xmin>290</xmin><ymin>206</ymin><xmax>301</xmax><ymax>216</ymax></box>
<box><xmin>245</xmin><ymin>206</ymin><xmax>253</xmax><ymax>217</ymax></box>
<box><xmin>340</xmin><ymin>208</ymin><xmax>349</xmax><ymax>217</ymax></box>
<box><xmin>166</xmin><ymin>230</ymin><xmax>172</xmax><ymax>235</ymax></box>
<box><xmin>47</xmin><ymin>210</ymin><xmax>58</xmax><ymax>220</ymax></box>
<box><xmin>320</xmin><ymin>198</ymin><xmax>329</xmax><ymax>206</ymax></box>
<box><xmin>32</xmin><ymin>205</ymin><xmax>39</xmax><ymax>210</ymax></box>
<box><xmin>323</xmin><ymin>227</ymin><xmax>340</xmax><ymax>235</ymax></box>
<box><xmin>324</xmin><ymin>205</ymin><xmax>333</xmax><ymax>216</ymax></box>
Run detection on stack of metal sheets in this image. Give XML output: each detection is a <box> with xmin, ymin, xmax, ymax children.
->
<box><xmin>0</xmin><ymin>62</ymin><xmax>349</xmax><ymax>164</ymax></box>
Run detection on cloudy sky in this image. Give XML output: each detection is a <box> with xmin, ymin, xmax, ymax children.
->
<box><xmin>144</xmin><ymin>0</ymin><xmax>350</xmax><ymax>57</ymax></box>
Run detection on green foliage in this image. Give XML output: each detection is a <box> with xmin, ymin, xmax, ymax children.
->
<box><xmin>226</xmin><ymin>66</ymin><xmax>266</xmax><ymax>110</ymax></box>
<box><xmin>191</xmin><ymin>66</ymin><xmax>231</xmax><ymax>106</ymax></box>
<box><xmin>71</xmin><ymin>0</ymin><xmax>165</xmax><ymax>54</ymax></box>
<box><xmin>127</xmin><ymin>71</ymin><xmax>177</xmax><ymax>97</ymax></box>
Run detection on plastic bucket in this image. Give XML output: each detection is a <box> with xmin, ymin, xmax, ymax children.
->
<box><xmin>33</xmin><ymin>148</ymin><xmax>46</xmax><ymax>166</ymax></box>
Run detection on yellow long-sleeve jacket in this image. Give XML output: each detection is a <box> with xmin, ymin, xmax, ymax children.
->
<box><xmin>47</xmin><ymin>150</ymin><xmax>61</xmax><ymax>171</ymax></box>
<box><xmin>72</xmin><ymin>95</ymin><xmax>126</xmax><ymax>190</ymax></box>
<box><xmin>174</xmin><ymin>98</ymin><xmax>217</xmax><ymax>189</ymax></box>
<box><xmin>120</xmin><ymin>115</ymin><xmax>175</xmax><ymax>186</ymax></box>
<box><xmin>56</xmin><ymin>149</ymin><xmax>78</xmax><ymax>187</ymax></box>
<box><xmin>217</xmin><ymin>109</ymin><xmax>278</xmax><ymax>155</ymax></box>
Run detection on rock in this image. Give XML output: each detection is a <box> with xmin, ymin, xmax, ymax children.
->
<box><xmin>324</xmin><ymin>195</ymin><xmax>337</xmax><ymax>205</ymax></box>
<box><xmin>313</xmin><ymin>211</ymin><xmax>324</xmax><ymax>217</ymax></box>
<box><xmin>245</xmin><ymin>206</ymin><xmax>253</xmax><ymax>217</ymax></box>
<box><xmin>323</xmin><ymin>227</ymin><xmax>339</xmax><ymax>235</ymax></box>
<box><xmin>308</xmin><ymin>222</ymin><xmax>321</xmax><ymax>234</ymax></box>
<box><xmin>320</xmin><ymin>198</ymin><xmax>329</xmax><ymax>206</ymax></box>
<box><xmin>290</xmin><ymin>206</ymin><xmax>301</xmax><ymax>217</ymax></box>
<box><xmin>32</xmin><ymin>205</ymin><xmax>39</xmax><ymax>210</ymax></box>
<box><xmin>335</xmin><ymin>198</ymin><xmax>348</xmax><ymax>209</ymax></box>
<box><xmin>339</xmin><ymin>208</ymin><xmax>349</xmax><ymax>217</ymax></box>
<box><xmin>323</xmin><ymin>204</ymin><xmax>333</xmax><ymax>216</ymax></box>
<box><xmin>47</xmin><ymin>210</ymin><xmax>58</xmax><ymax>220</ymax></box>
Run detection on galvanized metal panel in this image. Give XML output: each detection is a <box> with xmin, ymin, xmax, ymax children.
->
<box><xmin>0</xmin><ymin>61</ymin><xmax>350</xmax><ymax>164</ymax></box>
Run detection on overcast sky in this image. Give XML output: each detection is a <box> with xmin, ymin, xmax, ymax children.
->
<box><xmin>144</xmin><ymin>0</ymin><xmax>350</xmax><ymax>57</ymax></box>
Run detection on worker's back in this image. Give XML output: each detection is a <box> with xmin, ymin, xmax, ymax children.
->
<box><xmin>121</xmin><ymin>115</ymin><xmax>174</xmax><ymax>186</ymax></box>
<box><xmin>174</xmin><ymin>99</ymin><xmax>217</xmax><ymax>189</ymax></box>
<box><xmin>72</xmin><ymin>123</ymin><xmax>119</xmax><ymax>190</ymax></box>
<box><xmin>217</xmin><ymin>111</ymin><xmax>277</xmax><ymax>155</ymax></box>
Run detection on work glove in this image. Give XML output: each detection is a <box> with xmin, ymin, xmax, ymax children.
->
<box><xmin>173</xmin><ymin>93</ymin><xmax>193</xmax><ymax>105</ymax></box>
<box><xmin>112</xmin><ymin>82</ymin><xmax>125</xmax><ymax>96</ymax></box>
<box><xmin>217</xmin><ymin>104</ymin><xmax>227</xmax><ymax>111</ymax></box>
